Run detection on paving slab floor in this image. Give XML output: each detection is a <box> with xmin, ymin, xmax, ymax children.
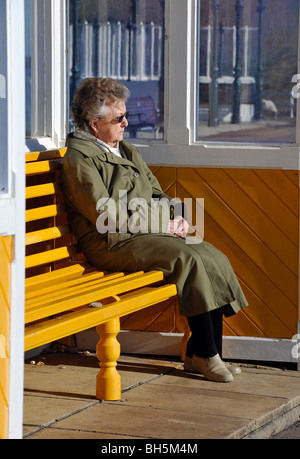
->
<box><xmin>23</xmin><ymin>352</ymin><xmax>300</xmax><ymax>440</ymax></box>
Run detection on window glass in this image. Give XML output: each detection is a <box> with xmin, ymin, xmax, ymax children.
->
<box><xmin>198</xmin><ymin>0</ymin><xmax>299</xmax><ymax>143</ymax></box>
<box><xmin>68</xmin><ymin>0</ymin><xmax>165</xmax><ymax>140</ymax></box>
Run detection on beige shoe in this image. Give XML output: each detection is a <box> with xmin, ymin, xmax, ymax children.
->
<box><xmin>184</xmin><ymin>356</ymin><xmax>241</xmax><ymax>376</ymax></box>
<box><xmin>184</xmin><ymin>356</ymin><xmax>196</xmax><ymax>373</ymax></box>
<box><xmin>227</xmin><ymin>364</ymin><xmax>241</xmax><ymax>375</ymax></box>
<box><xmin>191</xmin><ymin>354</ymin><xmax>234</xmax><ymax>382</ymax></box>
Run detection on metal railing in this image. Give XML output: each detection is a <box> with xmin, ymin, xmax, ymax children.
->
<box><xmin>69</xmin><ymin>20</ymin><xmax>163</xmax><ymax>84</ymax></box>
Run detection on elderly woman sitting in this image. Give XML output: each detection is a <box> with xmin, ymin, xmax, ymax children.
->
<box><xmin>61</xmin><ymin>77</ymin><xmax>248</xmax><ymax>383</ymax></box>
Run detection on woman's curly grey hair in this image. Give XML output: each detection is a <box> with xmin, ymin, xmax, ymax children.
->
<box><xmin>71</xmin><ymin>77</ymin><xmax>130</xmax><ymax>131</ymax></box>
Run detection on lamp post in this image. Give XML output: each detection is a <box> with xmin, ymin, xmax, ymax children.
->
<box><xmin>218</xmin><ymin>21</ymin><xmax>224</xmax><ymax>78</ymax></box>
<box><xmin>254</xmin><ymin>0</ymin><xmax>265</xmax><ymax>120</ymax></box>
<box><xmin>127</xmin><ymin>18</ymin><xmax>132</xmax><ymax>81</ymax></box>
<box><xmin>232</xmin><ymin>0</ymin><xmax>243</xmax><ymax>124</ymax></box>
<box><xmin>127</xmin><ymin>0</ymin><xmax>137</xmax><ymax>82</ymax></box>
<box><xmin>70</xmin><ymin>0</ymin><xmax>81</xmax><ymax>101</ymax></box>
<box><xmin>209</xmin><ymin>0</ymin><xmax>221</xmax><ymax>126</ymax></box>
<box><xmin>93</xmin><ymin>17</ymin><xmax>100</xmax><ymax>77</ymax></box>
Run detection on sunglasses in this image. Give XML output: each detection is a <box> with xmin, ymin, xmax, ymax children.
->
<box><xmin>113</xmin><ymin>111</ymin><xmax>129</xmax><ymax>123</ymax></box>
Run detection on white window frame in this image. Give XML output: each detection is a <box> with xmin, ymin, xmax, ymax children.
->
<box><xmin>26</xmin><ymin>0</ymin><xmax>66</xmax><ymax>151</ymax></box>
<box><xmin>138</xmin><ymin>0</ymin><xmax>300</xmax><ymax>172</ymax></box>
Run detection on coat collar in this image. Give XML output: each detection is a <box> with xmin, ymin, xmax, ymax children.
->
<box><xmin>66</xmin><ymin>133</ymin><xmax>140</xmax><ymax>170</ymax></box>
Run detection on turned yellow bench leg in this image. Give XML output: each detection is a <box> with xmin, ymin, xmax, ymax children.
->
<box><xmin>96</xmin><ymin>318</ymin><xmax>121</xmax><ymax>401</ymax></box>
<box><xmin>181</xmin><ymin>317</ymin><xmax>191</xmax><ymax>361</ymax></box>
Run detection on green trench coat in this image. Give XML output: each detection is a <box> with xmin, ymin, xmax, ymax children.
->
<box><xmin>61</xmin><ymin>134</ymin><xmax>248</xmax><ymax>318</ymax></box>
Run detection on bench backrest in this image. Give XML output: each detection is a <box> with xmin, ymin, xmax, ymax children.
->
<box><xmin>126</xmin><ymin>96</ymin><xmax>159</xmax><ymax>127</ymax></box>
<box><xmin>25</xmin><ymin>149</ymin><xmax>81</xmax><ymax>278</ymax></box>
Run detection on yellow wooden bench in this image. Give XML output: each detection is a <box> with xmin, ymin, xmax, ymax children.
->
<box><xmin>25</xmin><ymin>148</ymin><xmax>177</xmax><ymax>401</ymax></box>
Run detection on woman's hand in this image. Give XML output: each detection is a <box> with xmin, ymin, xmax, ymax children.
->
<box><xmin>166</xmin><ymin>215</ymin><xmax>189</xmax><ymax>239</ymax></box>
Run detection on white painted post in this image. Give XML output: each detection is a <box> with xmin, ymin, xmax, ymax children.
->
<box><xmin>4</xmin><ymin>0</ymin><xmax>25</xmax><ymax>439</ymax></box>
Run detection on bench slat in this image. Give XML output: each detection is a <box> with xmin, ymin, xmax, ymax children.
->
<box><xmin>25</xmin><ymin>149</ymin><xmax>67</xmax><ymax>162</ymax></box>
<box><xmin>26</xmin><ymin>159</ymin><xmax>62</xmax><ymax>175</ymax></box>
<box><xmin>25</xmin><ymin>225</ymin><xmax>70</xmax><ymax>246</ymax></box>
<box><xmin>25</xmin><ymin>245</ymin><xmax>79</xmax><ymax>269</ymax></box>
<box><xmin>24</xmin><ymin>284</ymin><xmax>177</xmax><ymax>351</ymax></box>
<box><xmin>26</xmin><ymin>203</ymin><xmax>65</xmax><ymax>222</ymax></box>
<box><xmin>25</xmin><ymin>270</ymin><xmax>164</xmax><ymax>323</ymax></box>
<box><xmin>26</xmin><ymin>270</ymin><xmax>143</xmax><ymax>308</ymax></box>
<box><xmin>26</xmin><ymin>183</ymin><xmax>58</xmax><ymax>199</ymax></box>
<box><xmin>25</xmin><ymin>263</ymin><xmax>94</xmax><ymax>287</ymax></box>
<box><xmin>25</xmin><ymin>271</ymin><xmax>121</xmax><ymax>300</ymax></box>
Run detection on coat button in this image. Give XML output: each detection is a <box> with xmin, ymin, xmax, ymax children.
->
<box><xmin>133</xmin><ymin>171</ymin><xmax>139</xmax><ymax>178</ymax></box>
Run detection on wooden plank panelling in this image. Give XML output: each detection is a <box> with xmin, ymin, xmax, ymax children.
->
<box><xmin>121</xmin><ymin>168</ymin><xmax>299</xmax><ymax>341</ymax></box>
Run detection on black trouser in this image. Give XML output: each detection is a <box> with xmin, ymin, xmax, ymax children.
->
<box><xmin>186</xmin><ymin>307</ymin><xmax>225</xmax><ymax>359</ymax></box>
